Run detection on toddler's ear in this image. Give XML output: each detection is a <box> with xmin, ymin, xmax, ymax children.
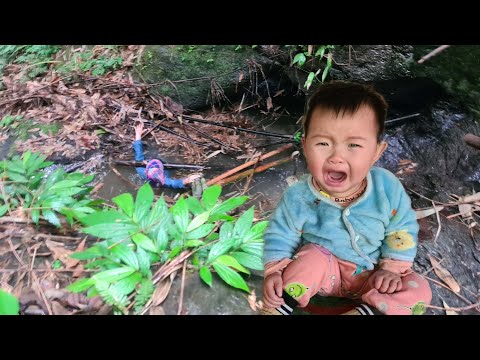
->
<box><xmin>373</xmin><ymin>141</ymin><xmax>388</xmax><ymax>163</ymax></box>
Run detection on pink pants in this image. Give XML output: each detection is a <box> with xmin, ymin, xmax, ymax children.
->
<box><xmin>282</xmin><ymin>244</ymin><xmax>432</xmax><ymax>315</ymax></box>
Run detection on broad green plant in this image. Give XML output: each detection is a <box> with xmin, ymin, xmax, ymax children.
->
<box><xmin>68</xmin><ymin>183</ymin><xmax>266</xmax><ymax>314</ymax></box>
<box><xmin>0</xmin><ymin>151</ymin><xmax>100</xmax><ymax>225</ymax></box>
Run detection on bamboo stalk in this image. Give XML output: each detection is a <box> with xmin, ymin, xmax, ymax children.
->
<box><xmin>464</xmin><ymin>133</ymin><xmax>480</xmax><ymax>150</ymax></box>
<box><xmin>206</xmin><ymin>143</ymin><xmax>293</xmax><ymax>186</ymax></box>
<box><xmin>214</xmin><ymin>156</ymin><xmax>293</xmax><ymax>186</ymax></box>
<box><xmin>417</xmin><ymin>45</ymin><xmax>451</xmax><ymax>64</ymax></box>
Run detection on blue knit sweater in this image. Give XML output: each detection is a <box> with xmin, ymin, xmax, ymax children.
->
<box><xmin>263</xmin><ymin>167</ymin><xmax>419</xmax><ymax>270</ymax></box>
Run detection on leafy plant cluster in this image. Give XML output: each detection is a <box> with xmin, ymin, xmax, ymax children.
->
<box><xmin>57</xmin><ymin>48</ymin><xmax>123</xmax><ymax>76</ymax></box>
<box><xmin>67</xmin><ymin>183</ymin><xmax>265</xmax><ymax>314</ymax></box>
<box><xmin>0</xmin><ymin>151</ymin><xmax>266</xmax><ymax>314</ymax></box>
<box><xmin>288</xmin><ymin>45</ymin><xmax>335</xmax><ymax>90</ymax></box>
<box><xmin>0</xmin><ymin>45</ymin><xmax>124</xmax><ymax>79</ymax></box>
<box><xmin>0</xmin><ymin>150</ymin><xmax>100</xmax><ymax>224</ymax></box>
<box><xmin>0</xmin><ymin>45</ymin><xmax>61</xmax><ymax>78</ymax></box>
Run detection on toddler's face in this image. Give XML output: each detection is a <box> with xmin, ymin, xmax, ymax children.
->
<box><xmin>302</xmin><ymin>105</ymin><xmax>387</xmax><ymax>198</ymax></box>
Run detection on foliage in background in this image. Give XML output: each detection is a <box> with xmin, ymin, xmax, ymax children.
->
<box><xmin>0</xmin><ymin>150</ymin><xmax>100</xmax><ymax>225</ymax></box>
<box><xmin>289</xmin><ymin>45</ymin><xmax>335</xmax><ymax>90</ymax></box>
<box><xmin>0</xmin><ymin>289</ymin><xmax>19</xmax><ymax>315</ymax></box>
<box><xmin>67</xmin><ymin>183</ymin><xmax>266</xmax><ymax>314</ymax></box>
<box><xmin>0</xmin><ymin>45</ymin><xmax>61</xmax><ymax>78</ymax></box>
<box><xmin>0</xmin><ymin>45</ymin><xmax>124</xmax><ymax>79</ymax></box>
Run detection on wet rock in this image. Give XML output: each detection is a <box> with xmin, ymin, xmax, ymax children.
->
<box><xmin>161</xmin><ymin>271</ymin><xmax>263</xmax><ymax>315</ymax></box>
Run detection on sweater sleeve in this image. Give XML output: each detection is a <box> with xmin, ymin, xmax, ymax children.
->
<box><xmin>380</xmin><ymin>180</ymin><xmax>419</xmax><ymax>263</ymax></box>
<box><xmin>133</xmin><ymin>140</ymin><xmax>145</xmax><ymax>162</ymax></box>
<box><xmin>164</xmin><ymin>177</ymin><xmax>185</xmax><ymax>189</ymax></box>
<box><xmin>263</xmin><ymin>194</ymin><xmax>303</xmax><ymax>266</ymax></box>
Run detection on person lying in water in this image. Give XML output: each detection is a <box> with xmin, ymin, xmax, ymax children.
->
<box><xmin>133</xmin><ymin>122</ymin><xmax>201</xmax><ymax>189</ymax></box>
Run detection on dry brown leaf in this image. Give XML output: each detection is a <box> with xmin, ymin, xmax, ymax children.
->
<box><xmin>151</xmin><ymin>272</ymin><xmax>176</xmax><ymax>307</ymax></box>
<box><xmin>428</xmin><ymin>255</ymin><xmax>461</xmax><ymax>293</ymax></box>
<box><xmin>52</xmin><ymin>300</ymin><xmax>73</xmax><ymax>315</ymax></box>
<box><xmin>415</xmin><ymin>206</ymin><xmax>444</xmax><ymax>220</ymax></box>
<box><xmin>45</xmin><ymin>240</ymin><xmax>78</xmax><ymax>269</ymax></box>
<box><xmin>442</xmin><ymin>300</ymin><xmax>458</xmax><ymax>315</ymax></box>
<box><xmin>247</xmin><ymin>289</ymin><xmax>263</xmax><ymax>311</ymax></box>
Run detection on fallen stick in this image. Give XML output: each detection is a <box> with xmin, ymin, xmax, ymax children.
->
<box><xmin>113</xmin><ymin>160</ymin><xmax>209</xmax><ymax>170</ymax></box>
<box><xmin>417</xmin><ymin>45</ymin><xmax>451</xmax><ymax>64</ymax></box>
<box><xmin>181</xmin><ymin>114</ymin><xmax>294</xmax><ymax>139</ymax></box>
<box><xmin>206</xmin><ymin>143</ymin><xmax>293</xmax><ymax>186</ymax></box>
<box><xmin>464</xmin><ymin>133</ymin><xmax>480</xmax><ymax>150</ymax></box>
<box><xmin>214</xmin><ymin>156</ymin><xmax>293</xmax><ymax>186</ymax></box>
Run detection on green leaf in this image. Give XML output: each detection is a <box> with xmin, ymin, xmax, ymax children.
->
<box><xmin>42</xmin><ymin>209</ymin><xmax>61</xmax><ymax>227</ymax></box>
<box><xmin>315</xmin><ymin>45</ymin><xmax>326</xmax><ymax>59</ymax></box>
<box><xmin>243</xmin><ymin>221</ymin><xmax>268</xmax><ymax>243</ymax></box>
<box><xmin>49</xmin><ymin>180</ymin><xmax>80</xmax><ymax>191</ymax></box>
<box><xmin>136</xmin><ymin>247</ymin><xmax>152</xmax><ymax>277</ymax></box>
<box><xmin>110</xmin><ymin>244</ymin><xmax>139</xmax><ymax>270</ymax></box>
<box><xmin>231</xmin><ymin>252</ymin><xmax>264</xmax><ymax>270</ymax></box>
<box><xmin>186</xmin><ymin>223</ymin><xmax>216</xmax><ymax>240</ymax></box>
<box><xmin>80</xmin><ymin>210</ymin><xmax>131</xmax><ymax>226</ymax></box>
<box><xmin>211</xmin><ymin>196</ymin><xmax>248</xmax><ymax>216</ymax></box>
<box><xmin>240</xmin><ymin>242</ymin><xmax>263</xmax><ymax>258</ymax></box>
<box><xmin>134</xmin><ymin>182</ymin><xmax>154</xmax><ymax>223</ymax></box>
<box><xmin>322</xmin><ymin>53</ymin><xmax>332</xmax><ymax>82</ymax></box>
<box><xmin>111</xmin><ymin>272</ymin><xmax>143</xmax><ymax>296</ymax></box>
<box><xmin>92</xmin><ymin>266</ymin><xmax>136</xmax><ymax>283</ymax></box>
<box><xmin>212</xmin><ymin>263</ymin><xmax>249</xmax><ymax>292</ymax></box>
<box><xmin>0</xmin><ymin>204</ymin><xmax>7</xmax><ymax>217</ymax></box>
<box><xmin>170</xmin><ymin>197</ymin><xmax>189</xmax><ymax>233</ymax></box>
<box><xmin>233</xmin><ymin>207</ymin><xmax>254</xmax><ymax>242</ymax></box>
<box><xmin>67</xmin><ymin>277</ymin><xmax>95</xmax><ymax>293</ymax></box>
<box><xmin>132</xmin><ymin>233</ymin><xmax>156</xmax><ymax>253</ymax></box>
<box><xmin>219</xmin><ymin>221</ymin><xmax>234</xmax><ymax>243</ymax></box>
<box><xmin>113</xmin><ymin>193</ymin><xmax>135</xmax><ymax>217</ymax></box>
<box><xmin>0</xmin><ymin>290</ymin><xmax>19</xmax><ymax>315</ymax></box>
<box><xmin>202</xmin><ymin>185</ymin><xmax>222</xmax><ymax>210</ymax></box>
<box><xmin>186</xmin><ymin>211</ymin><xmax>210</xmax><ymax>232</ymax></box>
<box><xmin>185</xmin><ymin>239</ymin><xmax>205</xmax><ymax>247</ymax></box>
<box><xmin>184</xmin><ymin>196</ymin><xmax>205</xmax><ymax>215</ymax></box>
<box><xmin>71</xmin><ymin>244</ymin><xmax>108</xmax><ymax>260</ymax></box>
<box><xmin>168</xmin><ymin>246</ymin><xmax>183</xmax><ymax>259</ymax></box>
<box><xmin>207</xmin><ymin>239</ymin><xmax>234</xmax><ymax>264</ymax></box>
<box><xmin>215</xmin><ymin>255</ymin><xmax>250</xmax><ymax>274</ymax></box>
<box><xmin>82</xmin><ymin>222</ymin><xmax>138</xmax><ymax>240</ymax></box>
<box><xmin>154</xmin><ymin>228</ymin><xmax>168</xmax><ymax>253</ymax></box>
<box><xmin>199</xmin><ymin>266</ymin><xmax>212</xmax><ymax>287</ymax></box>
<box><xmin>304</xmin><ymin>71</ymin><xmax>315</xmax><ymax>90</ymax></box>
<box><xmin>292</xmin><ymin>52</ymin><xmax>306</xmax><ymax>67</ymax></box>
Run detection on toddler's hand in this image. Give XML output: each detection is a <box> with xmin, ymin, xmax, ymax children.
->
<box><xmin>263</xmin><ymin>272</ymin><xmax>284</xmax><ymax>308</ymax></box>
<box><xmin>134</xmin><ymin>122</ymin><xmax>145</xmax><ymax>141</ymax></box>
<box><xmin>369</xmin><ymin>269</ymin><xmax>403</xmax><ymax>294</ymax></box>
<box><xmin>183</xmin><ymin>173</ymin><xmax>202</xmax><ymax>185</ymax></box>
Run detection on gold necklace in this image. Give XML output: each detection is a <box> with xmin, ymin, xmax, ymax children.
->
<box><xmin>312</xmin><ymin>177</ymin><xmax>366</xmax><ymax>201</ymax></box>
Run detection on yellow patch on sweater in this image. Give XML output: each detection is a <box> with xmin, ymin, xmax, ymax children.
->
<box><xmin>386</xmin><ymin>230</ymin><xmax>415</xmax><ymax>251</ymax></box>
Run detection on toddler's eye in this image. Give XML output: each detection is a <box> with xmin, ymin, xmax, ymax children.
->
<box><xmin>348</xmin><ymin>143</ymin><xmax>361</xmax><ymax>148</ymax></box>
<box><xmin>317</xmin><ymin>142</ymin><xmax>329</xmax><ymax>146</ymax></box>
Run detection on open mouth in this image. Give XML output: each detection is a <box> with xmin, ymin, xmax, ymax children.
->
<box><xmin>324</xmin><ymin>171</ymin><xmax>347</xmax><ymax>186</ymax></box>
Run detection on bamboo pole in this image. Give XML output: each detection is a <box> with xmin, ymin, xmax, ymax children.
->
<box><xmin>213</xmin><ymin>156</ymin><xmax>293</xmax><ymax>186</ymax></box>
<box><xmin>464</xmin><ymin>133</ymin><xmax>480</xmax><ymax>150</ymax></box>
<box><xmin>206</xmin><ymin>143</ymin><xmax>293</xmax><ymax>186</ymax></box>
